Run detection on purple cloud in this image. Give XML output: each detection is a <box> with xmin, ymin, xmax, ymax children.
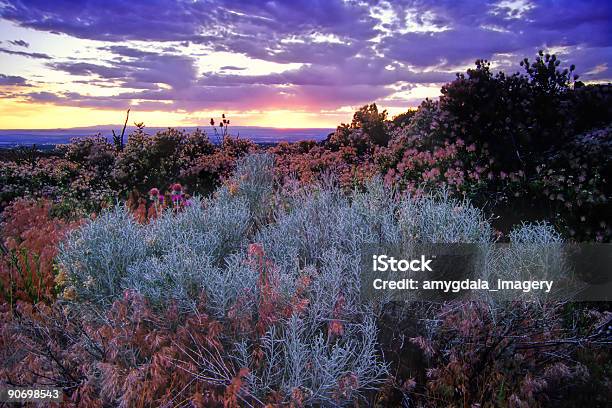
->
<box><xmin>220</xmin><ymin>66</ymin><xmax>247</xmax><ymax>71</ymax></box>
<box><xmin>49</xmin><ymin>62</ymin><xmax>125</xmax><ymax>79</ymax></box>
<box><xmin>0</xmin><ymin>73</ymin><xmax>29</xmax><ymax>86</ymax></box>
<box><xmin>0</xmin><ymin>1</ymin><xmax>378</xmax><ymax>43</ymax></box>
<box><xmin>49</xmin><ymin>48</ymin><xmax>197</xmax><ymax>90</ymax></box>
<box><xmin>0</xmin><ymin>47</ymin><xmax>51</xmax><ymax>59</ymax></box>
<box><xmin>8</xmin><ymin>39</ymin><xmax>29</xmax><ymax>47</ymax></box>
<box><xmin>379</xmin><ymin>0</ymin><xmax>612</xmax><ymax>68</ymax></box>
<box><xmin>26</xmin><ymin>91</ymin><xmax>64</xmax><ymax>102</ymax></box>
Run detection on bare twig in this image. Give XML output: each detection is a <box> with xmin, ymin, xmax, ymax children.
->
<box><xmin>113</xmin><ymin>108</ymin><xmax>130</xmax><ymax>151</ymax></box>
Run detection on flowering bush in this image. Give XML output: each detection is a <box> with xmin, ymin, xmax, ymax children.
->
<box><xmin>271</xmin><ymin>141</ymin><xmax>376</xmax><ymax>190</ymax></box>
<box><xmin>0</xmin><ymin>128</ymin><xmax>257</xmax><ymax>215</ymax></box>
<box><xmin>528</xmin><ymin>126</ymin><xmax>611</xmax><ymax>241</ymax></box>
<box><xmin>1</xmin><ymin>157</ymin><xmax>73</xmax><ymax>203</ymax></box>
<box><xmin>0</xmin><ymin>155</ymin><xmax>110</xmax><ymax>216</ymax></box>
<box><xmin>60</xmin><ymin>135</ymin><xmax>115</xmax><ymax>172</ymax></box>
<box><xmin>377</xmin><ymin>129</ymin><xmax>490</xmax><ymax>199</ymax></box>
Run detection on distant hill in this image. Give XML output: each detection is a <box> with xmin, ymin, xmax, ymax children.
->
<box><xmin>0</xmin><ymin>126</ymin><xmax>334</xmax><ymax>147</ymax></box>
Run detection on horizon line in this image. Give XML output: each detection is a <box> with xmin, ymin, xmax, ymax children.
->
<box><xmin>0</xmin><ymin>124</ymin><xmax>338</xmax><ymax>131</ymax></box>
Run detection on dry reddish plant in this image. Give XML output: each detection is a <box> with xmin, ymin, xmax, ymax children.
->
<box><xmin>1</xmin><ymin>293</ymin><xmax>250</xmax><ymax>407</ymax></box>
<box><xmin>386</xmin><ymin>301</ymin><xmax>611</xmax><ymax>407</ymax></box>
<box><xmin>0</xmin><ymin>199</ymin><xmax>80</xmax><ymax>306</ymax></box>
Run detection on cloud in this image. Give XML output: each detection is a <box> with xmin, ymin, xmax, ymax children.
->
<box><xmin>0</xmin><ymin>0</ymin><xmax>379</xmax><ymax>43</ymax></box>
<box><xmin>199</xmin><ymin>56</ymin><xmax>454</xmax><ymax>88</ymax></box>
<box><xmin>0</xmin><ymin>73</ymin><xmax>30</xmax><ymax>86</ymax></box>
<box><xmin>49</xmin><ymin>48</ymin><xmax>198</xmax><ymax>90</ymax></box>
<box><xmin>379</xmin><ymin>0</ymin><xmax>612</xmax><ymax>69</ymax></box>
<box><xmin>0</xmin><ymin>47</ymin><xmax>51</xmax><ymax>59</ymax></box>
<box><xmin>48</xmin><ymin>62</ymin><xmax>125</xmax><ymax>79</ymax></box>
<box><xmin>26</xmin><ymin>91</ymin><xmax>64</xmax><ymax>102</ymax></box>
<box><xmin>8</xmin><ymin>39</ymin><xmax>29</xmax><ymax>47</ymax></box>
<box><xmin>220</xmin><ymin>66</ymin><xmax>247</xmax><ymax>71</ymax></box>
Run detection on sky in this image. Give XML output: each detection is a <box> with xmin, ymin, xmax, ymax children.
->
<box><xmin>0</xmin><ymin>0</ymin><xmax>610</xmax><ymax>129</ymax></box>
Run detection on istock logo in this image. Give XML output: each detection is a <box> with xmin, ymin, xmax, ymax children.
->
<box><xmin>372</xmin><ymin>255</ymin><xmax>433</xmax><ymax>272</ymax></box>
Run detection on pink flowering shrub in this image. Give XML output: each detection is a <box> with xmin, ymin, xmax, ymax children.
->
<box><xmin>376</xmin><ymin>126</ymin><xmax>490</xmax><ymax>199</ymax></box>
<box><xmin>0</xmin><ymin>157</ymin><xmax>76</xmax><ymax>204</ymax></box>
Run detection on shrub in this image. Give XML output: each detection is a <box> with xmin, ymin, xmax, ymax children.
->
<box><xmin>397</xmin><ymin>189</ymin><xmax>493</xmax><ymax>244</ymax></box>
<box><xmin>124</xmin><ymin>195</ymin><xmax>252</xmax><ymax>312</ymax></box>
<box><xmin>1</xmin><ymin>296</ymin><xmax>227</xmax><ymax>407</ymax></box>
<box><xmin>0</xmin><ymin>199</ymin><xmax>80</xmax><ymax>306</ymax></box>
<box><xmin>0</xmin><ymin>153</ymin><xmax>114</xmax><ymax>214</ymax></box>
<box><xmin>113</xmin><ymin>127</ymin><xmax>214</xmax><ymax>194</ymax></box>
<box><xmin>271</xmin><ymin>141</ymin><xmax>376</xmax><ymax>190</ymax></box>
<box><xmin>55</xmin><ymin>166</ymin><xmax>397</xmax><ymax>403</ymax></box>
<box><xmin>437</xmin><ymin>52</ymin><xmax>586</xmax><ymax>170</ymax></box>
<box><xmin>371</xmin><ymin>53</ymin><xmax>611</xmax><ymax>241</ymax></box>
<box><xmin>60</xmin><ymin>135</ymin><xmax>115</xmax><ymax>171</ymax></box>
<box><xmin>404</xmin><ymin>301</ymin><xmax>594</xmax><ymax>408</ymax></box>
<box><xmin>0</xmin><ymin>158</ymin><xmax>76</xmax><ymax>205</ymax></box>
<box><xmin>180</xmin><ymin>136</ymin><xmax>258</xmax><ymax>195</ymax></box>
<box><xmin>57</xmin><ymin>204</ymin><xmax>146</xmax><ymax>306</ymax></box>
<box><xmin>225</xmin><ymin>153</ymin><xmax>276</xmax><ymax>226</ymax></box>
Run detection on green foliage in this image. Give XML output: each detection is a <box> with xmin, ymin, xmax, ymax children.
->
<box><xmin>438</xmin><ymin>51</ymin><xmax>610</xmax><ymax>172</ymax></box>
<box><xmin>327</xmin><ymin>103</ymin><xmax>390</xmax><ymax>151</ymax></box>
<box><xmin>0</xmin><ymin>248</ymin><xmax>45</xmax><ymax>306</ymax></box>
<box><xmin>350</xmin><ymin>103</ymin><xmax>389</xmax><ymax>146</ymax></box>
<box><xmin>113</xmin><ymin>127</ymin><xmax>214</xmax><ymax>193</ymax></box>
<box><xmin>391</xmin><ymin>109</ymin><xmax>416</xmax><ymax>127</ymax></box>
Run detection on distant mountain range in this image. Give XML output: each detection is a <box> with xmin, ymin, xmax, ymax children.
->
<box><xmin>0</xmin><ymin>125</ymin><xmax>335</xmax><ymax>147</ymax></box>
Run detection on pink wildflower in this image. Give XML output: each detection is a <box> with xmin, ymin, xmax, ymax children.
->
<box><xmin>248</xmin><ymin>243</ymin><xmax>265</xmax><ymax>260</ymax></box>
<box><xmin>149</xmin><ymin>187</ymin><xmax>161</xmax><ymax>201</ymax></box>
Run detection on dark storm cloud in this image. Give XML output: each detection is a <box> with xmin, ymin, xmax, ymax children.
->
<box><xmin>2</xmin><ymin>0</ymin><xmax>611</xmax><ymax>112</ymax></box>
